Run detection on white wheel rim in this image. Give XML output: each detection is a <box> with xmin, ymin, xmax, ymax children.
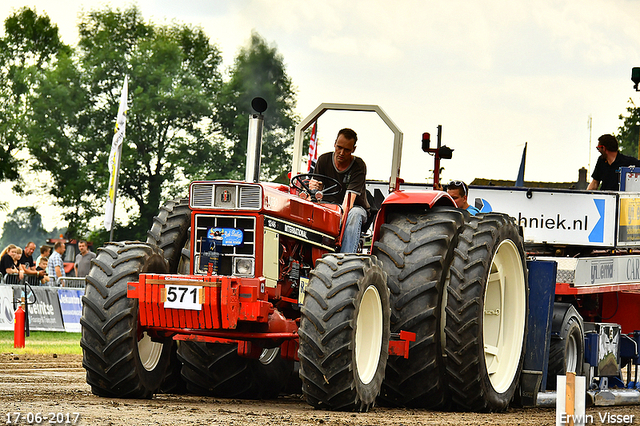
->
<box><xmin>483</xmin><ymin>239</ymin><xmax>526</xmax><ymax>394</ymax></box>
<box><xmin>259</xmin><ymin>347</ymin><xmax>280</xmax><ymax>365</ymax></box>
<box><xmin>566</xmin><ymin>332</ymin><xmax>578</xmax><ymax>373</ymax></box>
<box><xmin>356</xmin><ymin>284</ymin><xmax>383</xmax><ymax>385</ymax></box>
<box><xmin>138</xmin><ymin>331</ymin><xmax>164</xmax><ymax>371</ymax></box>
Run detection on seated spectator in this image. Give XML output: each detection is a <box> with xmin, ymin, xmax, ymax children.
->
<box><xmin>36</xmin><ymin>257</ymin><xmax>50</xmax><ymax>285</ymax></box>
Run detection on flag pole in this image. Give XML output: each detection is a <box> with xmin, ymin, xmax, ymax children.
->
<box><xmin>104</xmin><ymin>76</ymin><xmax>128</xmax><ymax>241</ymax></box>
<box><xmin>109</xmin><ymin>143</ymin><xmax>122</xmax><ymax>242</ymax></box>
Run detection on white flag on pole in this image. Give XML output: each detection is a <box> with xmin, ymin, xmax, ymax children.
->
<box><xmin>104</xmin><ymin>76</ymin><xmax>128</xmax><ymax>231</ymax></box>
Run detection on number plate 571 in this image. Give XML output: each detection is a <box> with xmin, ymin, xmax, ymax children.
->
<box><xmin>164</xmin><ymin>285</ymin><xmax>203</xmax><ymax>310</ymax></box>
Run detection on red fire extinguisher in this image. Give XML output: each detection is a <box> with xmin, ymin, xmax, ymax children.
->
<box><xmin>14</xmin><ymin>304</ymin><xmax>25</xmax><ymax>348</ymax></box>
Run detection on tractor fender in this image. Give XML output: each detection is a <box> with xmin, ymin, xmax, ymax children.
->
<box><xmin>371</xmin><ymin>190</ymin><xmax>457</xmax><ymax>242</ymax></box>
<box><xmin>550</xmin><ymin>302</ymin><xmax>584</xmax><ymax>339</ymax></box>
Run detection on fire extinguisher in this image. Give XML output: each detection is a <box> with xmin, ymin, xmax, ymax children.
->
<box><xmin>14</xmin><ymin>302</ymin><xmax>25</xmax><ymax>348</ymax></box>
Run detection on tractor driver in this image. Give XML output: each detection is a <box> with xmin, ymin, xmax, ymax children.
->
<box><xmin>308</xmin><ymin>128</ymin><xmax>369</xmax><ymax>253</ymax></box>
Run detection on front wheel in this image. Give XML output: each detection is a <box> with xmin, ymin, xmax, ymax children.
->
<box><xmin>298</xmin><ymin>254</ymin><xmax>390</xmax><ymax>411</ymax></box>
<box><xmin>80</xmin><ymin>242</ymin><xmax>172</xmax><ymax>398</ymax></box>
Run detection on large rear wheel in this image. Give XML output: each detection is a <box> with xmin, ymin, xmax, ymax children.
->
<box><xmin>444</xmin><ymin>213</ymin><xmax>528</xmax><ymax>411</ymax></box>
<box><xmin>80</xmin><ymin>242</ymin><xmax>172</xmax><ymax>398</ymax></box>
<box><xmin>298</xmin><ymin>254</ymin><xmax>390</xmax><ymax>411</ymax></box>
<box><xmin>373</xmin><ymin>207</ymin><xmax>465</xmax><ymax>408</ymax></box>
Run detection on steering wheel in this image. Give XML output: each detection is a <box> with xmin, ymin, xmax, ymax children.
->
<box><xmin>291</xmin><ymin>173</ymin><xmax>342</xmax><ymax>201</ymax></box>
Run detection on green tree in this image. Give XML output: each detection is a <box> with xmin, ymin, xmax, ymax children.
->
<box><xmin>0</xmin><ymin>7</ymin><xmax>67</xmax><ymax>183</ymax></box>
<box><xmin>617</xmin><ymin>98</ymin><xmax>640</xmax><ymax>158</ymax></box>
<box><xmin>0</xmin><ymin>206</ymin><xmax>49</xmax><ymax>249</ymax></box>
<box><xmin>215</xmin><ymin>31</ymin><xmax>298</xmax><ymax>182</ymax></box>
<box><xmin>25</xmin><ymin>6</ymin><xmax>224</xmax><ymax>239</ymax></box>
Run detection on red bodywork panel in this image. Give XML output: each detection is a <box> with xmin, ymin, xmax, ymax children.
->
<box><xmin>127</xmin><ymin>274</ymin><xmax>272</xmax><ymax>330</ymax></box>
<box><xmin>372</xmin><ymin>189</ymin><xmax>456</xmax><ymax>242</ymax></box>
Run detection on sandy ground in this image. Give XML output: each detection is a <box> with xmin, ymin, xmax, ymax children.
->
<box><xmin>2</xmin><ymin>353</ymin><xmax>640</xmax><ymax>425</ymax></box>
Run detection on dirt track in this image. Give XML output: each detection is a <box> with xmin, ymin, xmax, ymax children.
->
<box><xmin>2</xmin><ymin>353</ymin><xmax>640</xmax><ymax>425</ymax></box>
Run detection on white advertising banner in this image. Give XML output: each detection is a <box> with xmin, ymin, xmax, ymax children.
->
<box><xmin>0</xmin><ymin>286</ymin><xmax>15</xmax><ymax>331</ymax></box>
<box><xmin>468</xmin><ymin>187</ymin><xmax>617</xmax><ymax>247</ymax></box>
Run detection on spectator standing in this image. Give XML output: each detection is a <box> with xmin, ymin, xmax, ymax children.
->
<box><xmin>36</xmin><ymin>245</ymin><xmax>52</xmax><ymax>266</ymax></box>
<box><xmin>1</xmin><ymin>244</ymin><xmax>23</xmax><ymax>282</ymax></box>
<box><xmin>74</xmin><ymin>241</ymin><xmax>96</xmax><ymax>277</ymax></box>
<box><xmin>47</xmin><ymin>242</ymin><xmax>66</xmax><ymax>285</ymax></box>
<box><xmin>1</xmin><ymin>244</ymin><xmax>24</xmax><ymax>284</ymax></box>
<box><xmin>19</xmin><ymin>241</ymin><xmax>44</xmax><ymax>282</ymax></box>
<box><xmin>36</xmin><ymin>257</ymin><xmax>50</xmax><ymax>285</ymax></box>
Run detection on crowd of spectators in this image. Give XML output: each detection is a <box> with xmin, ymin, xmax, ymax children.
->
<box><xmin>1</xmin><ymin>240</ymin><xmax>94</xmax><ymax>286</ymax></box>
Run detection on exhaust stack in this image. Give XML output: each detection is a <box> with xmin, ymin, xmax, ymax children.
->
<box><xmin>245</xmin><ymin>97</ymin><xmax>268</xmax><ymax>183</ymax></box>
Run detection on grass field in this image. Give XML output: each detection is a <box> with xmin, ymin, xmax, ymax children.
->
<box><xmin>0</xmin><ymin>330</ymin><xmax>81</xmax><ymax>355</ymax></box>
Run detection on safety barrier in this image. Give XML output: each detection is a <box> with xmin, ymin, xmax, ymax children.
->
<box><xmin>53</xmin><ymin>276</ymin><xmax>86</xmax><ymax>289</ymax></box>
<box><xmin>1</xmin><ymin>273</ymin><xmax>80</xmax><ymax>287</ymax></box>
<box><xmin>1</xmin><ymin>273</ymin><xmax>22</xmax><ymax>285</ymax></box>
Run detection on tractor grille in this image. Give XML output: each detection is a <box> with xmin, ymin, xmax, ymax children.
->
<box><xmin>190</xmin><ymin>182</ymin><xmax>262</xmax><ymax>210</ymax></box>
<box><xmin>193</xmin><ymin>214</ymin><xmax>256</xmax><ymax>277</ymax></box>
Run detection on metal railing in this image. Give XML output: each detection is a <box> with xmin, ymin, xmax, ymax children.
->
<box><xmin>53</xmin><ymin>276</ymin><xmax>86</xmax><ymax>288</ymax></box>
<box><xmin>2</xmin><ymin>273</ymin><xmax>86</xmax><ymax>288</ymax></box>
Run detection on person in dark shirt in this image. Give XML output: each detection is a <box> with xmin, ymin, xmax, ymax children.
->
<box><xmin>307</xmin><ymin>128</ymin><xmax>369</xmax><ymax>253</ymax></box>
<box><xmin>1</xmin><ymin>244</ymin><xmax>23</xmax><ymax>284</ymax></box>
<box><xmin>588</xmin><ymin>134</ymin><xmax>640</xmax><ymax>191</ymax></box>
<box><xmin>35</xmin><ymin>257</ymin><xmax>50</xmax><ymax>285</ymax></box>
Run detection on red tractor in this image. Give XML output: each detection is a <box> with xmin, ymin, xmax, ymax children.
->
<box><xmin>81</xmin><ymin>101</ymin><xmax>528</xmax><ymax>412</ymax></box>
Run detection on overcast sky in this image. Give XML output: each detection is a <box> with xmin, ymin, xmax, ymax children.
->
<box><xmin>1</xmin><ymin>0</ymin><xmax>640</xmax><ymax>233</ymax></box>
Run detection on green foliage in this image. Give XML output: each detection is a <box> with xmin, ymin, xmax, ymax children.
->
<box><xmin>215</xmin><ymin>31</ymin><xmax>298</xmax><ymax>181</ymax></box>
<box><xmin>0</xmin><ymin>206</ymin><xmax>48</xmax><ymax>249</ymax></box>
<box><xmin>617</xmin><ymin>99</ymin><xmax>640</xmax><ymax>157</ymax></box>
<box><xmin>0</xmin><ymin>7</ymin><xmax>68</xmax><ymax>183</ymax></box>
<box><xmin>26</xmin><ymin>6</ymin><xmax>224</xmax><ymax>239</ymax></box>
<box><xmin>1</xmin><ymin>7</ymin><xmax>299</xmax><ymax>241</ymax></box>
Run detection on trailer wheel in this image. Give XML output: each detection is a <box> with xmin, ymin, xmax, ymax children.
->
<box><xmin>444</xmin><ymin>213</ymin><xmax>528</xmax><ymax>412</ymax></box>
<box><xmin>177</xmin><ymin>341</ymin><xmax>293</xmax><ymax>399</ymax></box>
<box><xmin>81</xmin><ymin>242</ymin><xmax>172</xmax><ymax>398</ymax></box>
<box><xmin>146</xmin><ymin>197</ymin><xmax>191</xmax><ymax>394</ymax></box>
<box><xmin>373</xmin><ymin>207</ymin><xmax>465</xmax><ymax>408</ymax></box>
<box><xmin>547</xmin><ymin>306</ymin><xmax>584</xmax><ymax>389</ymax></box>
<box><xmin>298</xmin><ymin>254</ymin><xmax>390</xmax><ymax>411</ymax></box>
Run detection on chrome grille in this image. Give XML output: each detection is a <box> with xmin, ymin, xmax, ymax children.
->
<box><xmin>193</xmin><ymin>214</ymin><xmax>256</xmax><ymax>277</ymax></box>
<box><xmin>190</xmin><ymin>182</ymin><xmax>262</xmax><ymax>210</ymax></box>
<box><xmin>191</xmin><ymin>183</ymin><xmax>214</xmax><ymax>208</ymax></box>
<box><xmin>240</xmin><ymin>186</ymin><xmax>262</xmax><ymax>209</ymax></box>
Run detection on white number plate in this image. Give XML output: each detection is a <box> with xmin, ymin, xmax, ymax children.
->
<box><xmin>164</xmin><ymin>285</ymin><xmax>203</xmax><ymax>310</ymax></box>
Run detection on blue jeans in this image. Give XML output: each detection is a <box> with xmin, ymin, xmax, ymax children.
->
<box><xmin>340</xmin><ymin>206</ymin><xmax>367</xmax><ymax>253</ymax></box>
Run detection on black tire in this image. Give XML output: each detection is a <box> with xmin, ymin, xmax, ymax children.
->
<box><xmin>146</xmin><ymin>197</ymin><xmax>190</xmax><ymax>272</ymax></box>
<box><xmin>298</xmin><ymin>254</ymin><xmax>390</xmax><ymax>411</ymax></box>
<box><xmin>444</xmin><ymin>213</ymin><xmax>528</xmax><ymax>412</ymax></box>
<box><xmin>546</xmin><ymin>305</ymin><xmax>584</xmax><ymax>390</ymax></box>
<box><xmin>373</xmin><ymin>207</ymin><xmax>465</xmax><ymax>408</ymax></box>
<box><xmin>80</xmin><ymin>242</ymin><xmax>172</xmax><ymax>398</ymax></box>
<box><xmin>146</xmin><ymin>198</ymin><xmax>191</xmax><ymax>394</ymax></box>
<box><xmin>177</xmin><ymin>342</ymin><xmax>294</xmax><ymax>399</ymax></box>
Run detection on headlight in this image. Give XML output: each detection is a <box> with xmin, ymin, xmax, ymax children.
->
<box><xmin>234</xmin><ymin>258</ymin><xmax>254</xmax><ymax>276</ymax></box>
